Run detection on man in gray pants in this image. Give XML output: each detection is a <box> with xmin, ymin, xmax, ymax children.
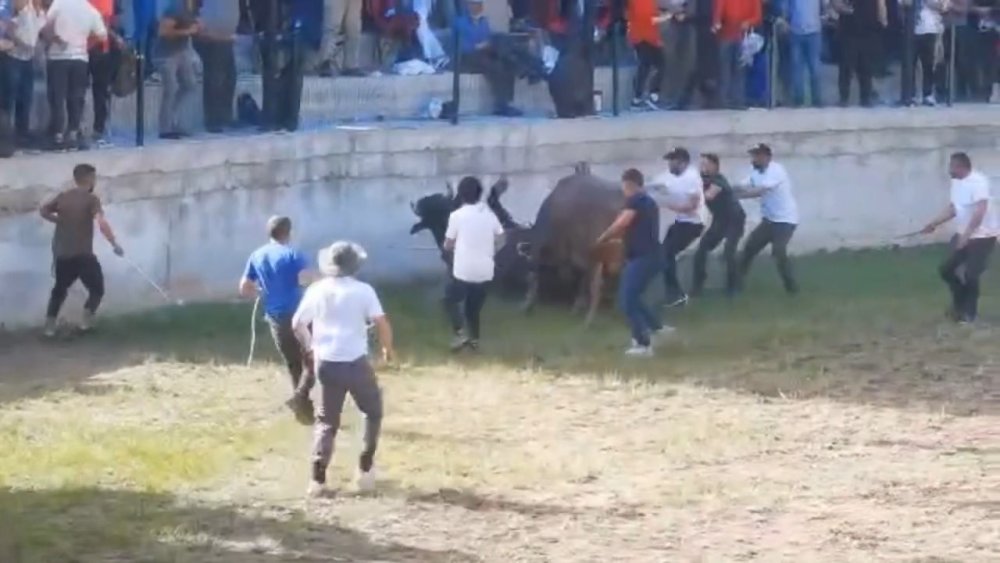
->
<box><xmin>293</xmin><ymin>241</ymin><xmax>395</xmax><ymax>497</ymax></box>
<box><xmin>157</xmin><ymin>0</ymin><xmax>201</xmax><ymax>139</ymax></box>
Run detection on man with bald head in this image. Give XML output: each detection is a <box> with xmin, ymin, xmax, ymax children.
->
<box><xmin>239</xmin><ymin>216</ymin><xmax>316</xmax><ymax>423</ymax></box>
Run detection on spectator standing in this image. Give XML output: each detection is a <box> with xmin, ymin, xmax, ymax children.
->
<box><xmin>157</xmin><ymin>0</ymin><xmax>200</xmax><ymax>140</ymax></box>
<box><xmin>676</xmin><ymin>0</ymin><xmax>722</xmax><ymax>109</ymax></box>
<box><xmin>131</xmin><ymin>0</ymin><xmax>158</xmax><ymax>78</ymax></box>
<box><xmin>912</xmin><ymin>0</ymin><xmax>944</xmax><ymax>105</ymax></box>
<box><xmin>713</xmin><ymin>0</ymin><xmax>762</xmax><ymax>109</ymax></box>
<box><xmin>660</xmin><ymin>0</ymin><xmax>696</xmax><ymax>109</ymax></box>
<box><xmin>778</xmin><ymin>0</ymin><xmax>827</xmax><ymax>107</ymax></box>
<box><xmin>248</xmin><ymin>0</ymin><xmax>306</xmax><ymax>131</ymax></box>
<box><xmin>195</xmin><ymin>0</ymin><xmax>239</xmax><ymax>133</ymax></box>
<box><xmin>318</xmin><ymin>0</ymin><xmax>363</xmax><ymax>76</ymax></box>
<box><xmin>88</xmin><ymin>0</ymin><xmax>123</xmax><ymax>144</ymax></box>
<box><xmin>443</xmin><ymin>176</ymin><xmax>505</xmax><ymax>352</ymax></box>
<box><xmin>627</xmin><ymin>0</ymin><xmax>665</xmax><ymax>109</ymax></box>
<box><xmin>42</xmin><ymin>0</ymin><xmax>108</xmax><ymax>150</ymax></box>
<box><xmin>833</xmin><ymin>0</ymin><xmax>888</xmax><ymax>106</ymax></box>
<box><xmin>970</xmin><ymin>0</ymin><xmax>998</xmax><ymax>101</ymax></box>
<box><xmin>455</xmin><ymin>0</ymin><xmax>522</xmax><ymax>117</ymax></box>
<box><xmin>0</xmin><ymin>0</ymin><xmax>44</xmax><ymax>145</ymax></box>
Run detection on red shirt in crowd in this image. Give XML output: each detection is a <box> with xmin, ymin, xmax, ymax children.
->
<box><xmin>87</xmin><ymin>0</ymin><xmax>115</xmax><ymax>52</ymax></box>
<box><xmin>627</xmin><ymin>0</ymin><xmax>661</xmax><ymax>46</ymax></box>
<box><xmin>713</xmin><ymin>0</ymin><xmax>762</xmax><ymax>42</ymax></box>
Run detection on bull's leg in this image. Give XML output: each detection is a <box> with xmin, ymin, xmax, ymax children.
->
<box><xmin>583</xmin><ymin>264</ymin><xmax>604</xmax><ymax>328</ymax></box>
<box><xmin>571</xmin><ymin>273</ymin><xmax>588</xmax><ymax>314</ymax></box>
<box><xmin>521</xmin><ymin>271</ymin><xmax>539</xmax><ymax>314</ymax></box>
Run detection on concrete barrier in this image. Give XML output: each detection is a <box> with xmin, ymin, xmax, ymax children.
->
<box><xmin>2</xmin><ymin>106</ymin><xmax>999</xmax><ymax>328</ymax></box>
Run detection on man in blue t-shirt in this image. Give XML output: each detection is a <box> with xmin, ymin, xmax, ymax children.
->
<box><xmin>596</xmin><ymin>168</ymin><xmax>669</xmax><ymax>358</ymax></box>
<box><xmin>240</xmin><ymin>215</ymin><xmax>315</xmax><ymax>422</ymax></box>
<box><xmin>454</xmin><ymin>0</ymin><xmax>522</xmax><ymax>117</ymax></box>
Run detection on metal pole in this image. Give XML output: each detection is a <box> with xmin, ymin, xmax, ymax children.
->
<box><xmin>135</xmin><ymin>44</ymin><xmax>145</xmax><ymax>147</ymax></box>
<box><xmin>767</xmin><ymin>25</ymin><xmax>777</xmax><ymax>109</ymax></box>
<box><xmin>450</xmin><ymin>0</ymin><xmax>461</xmax><ymax>125</ymax></box>
<box><xmin>582</xmin><ymin>0</ymin><xmax>596</xmax><ymax>115</ymax></box>
<box><xmin>947</xmin><ymin>22</ymin><xmax>956</xmax><ymax>106</ymax></box>
<box><xmin>611</xmin><ymin>0</ymin><xmax>623</xmax><ymax>116</ymax></box>
<box><xmin>899</xmin><ymin>1</ymin><xmax>915</xmax><ymax>105</ymax></box>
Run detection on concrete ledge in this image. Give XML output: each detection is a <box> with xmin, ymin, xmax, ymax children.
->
<box><xmin>2</xmin><ymin>105</ymin><xmax>999</xmax><ymax>328</ymax></box>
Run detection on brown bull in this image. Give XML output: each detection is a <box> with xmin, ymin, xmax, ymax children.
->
<box><xmin>520</xmin><ymin>163</ymin><xmax>626</xmax><ymax>326</ymax></box>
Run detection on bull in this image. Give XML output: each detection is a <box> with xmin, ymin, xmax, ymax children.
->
<box><xmin>409</xmin><ymin>177</ymin><xmax>532</xmax><ymax>292</ymax></box>
<box><xmin>519</xmin><ymin>163</ymin><xmax>626</xmax><ymax>326</ymax></box>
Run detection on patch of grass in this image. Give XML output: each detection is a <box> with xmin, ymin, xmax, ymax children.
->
<box><xmin>1</xmin><ymin>245</ymin><xmax>998</xmax><ymax>562</ymax></box>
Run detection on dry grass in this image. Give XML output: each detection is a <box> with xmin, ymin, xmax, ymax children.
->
<box><xmin>0</xmin><ymin>246</ymin><xmax>998</xmax><ymax>562</ymax></box>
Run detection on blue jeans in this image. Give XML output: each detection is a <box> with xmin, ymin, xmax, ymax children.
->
<box><xmin>719</xmin><ymin>40</ymin><xmax>746</xmax><ymax>109</ymax></box>
<box><xmin>0</xmin><ymin>54</ymin><xmax>34</xmax><ymax>137</ymax></box>
<box><xmin>619</xmin><ymin>254</ymin><xmax>663</xmax><ymax>347</ymax></box>
<box><xmin>790</xmin><ymin>32</ymin><xmax>822</xmax><ymax>107</ymax></box>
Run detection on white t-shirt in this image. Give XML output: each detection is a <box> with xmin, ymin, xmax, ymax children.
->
<box><xmin>916</xmin><ymin>6</ymin><xmax>944</xmax><ymax>35</ymax></box>
<box><xmin>292</xmin><ymin>276</ymin><xmax>385</xmax><ymax>363</ymax></box>
<box><xmin>445</xmin><ymin>203</ymin><xmax>504</xmax><ymax>283</ymax></box>
<box><xmin>45</xmin><ymin>0</ymin><xmax>107</xmax><ymax>61</ymax></box>
<box><xmin>651</xmin><ymin>166</ymin><xmax>704</xmax><ymax>224</ymax></box>
<box><xmin>10</xmin><ymin>5</ymin><xmax>45</xmax><ymax>61</ymax></box>
<box><xmin>743</xmin><ymin>162</ymin><xmax>799</xmax><ymax>225</ymax></box>
<box><xmin>950</xmin><ymin>171</ymin><xmax>998</xmax><ymax>239</ymax></box>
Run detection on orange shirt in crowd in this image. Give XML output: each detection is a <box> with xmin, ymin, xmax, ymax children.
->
<box><xmin>627</xmin><ymin>0</ymin><xmax>661</xmax><ymax>47</ymax></box>
<box><xmin>713</xmin><ymin>0</ymin><xmax>762</xmax><ymax>42</ymax></box>
<box><xmin>88</xmin><ymin>0</ymin><xmax>115</xmax><ymax>52</ymax></box>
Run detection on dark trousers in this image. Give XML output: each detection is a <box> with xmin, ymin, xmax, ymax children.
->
<box><xmin>46</xmin><ymin>59</ymin><xmax>89</xmax><ymax>136</ymax></box>
<box><xmin>194</xmin><ymin>39</ymin><xmax>237</xmax><ymax>131</ymax></box>
<box><xmin>663</xmin><ymin>221</ymin><xmax>705</xmax><ymax>301</ymax></box>
<box><xmin>267</xmin><ymin>314</ymin><xmax>314</xmax><ymax>396</ymax></box>
<box><xmin>0</xmin><ymin>54</ymin><xmax>34</xmax><ymax>138</ymax></box>
<box><xmin>633</xmin><ymin>41</ymin><xmax>664</xmax><ymax>99</ymax></box>
<box><xmin>719</xmin><ymin>40</ymin><xmax>746</xmax><ymax>109</ymax></box>
<box><xmin>740</xmin><ymin>219</ymin><xmax>798</xmax><ymax>294</ymax></box>
<box><xmin>445</xmin><ymin>278</ymin><xmax>489</xmax><ymax>340</ymax></box>
<box><xmin>838</xmin><ymin>30</ymin><xmax>877</xmax><ymax>105</ymax></box>
<box><xmin>88</xmin><ymin>47</ymin><xmax>119</xmax><ymax>136</ymax></box>
<box><xmin>460</xmin><ymin>49</ymin><xmax>515</xmax><ymax>110</ymax></box>
<box><xmin>678</xmin><ymin>26</ymin><xmax>720</xmax><ymax>109</ymax></box>
<box><xmin>312</xmin><ymin>357</ymin><xmax>383</xmax><ymax>482</ymax></box>
<box><xmin>939</xmin><ymin>236</ymin><xmax>996</xmax><ymax>321</ymax></box>
<box><xmin>259</xmin><ymin>39</ymin><xmax>304</xmax><ymax>132</ymax></box>
<box><xmin>47</xmin><ymin>254</ymin><xmax>104</xmax><ymax>319</ymax></box>
<box><xmin>619</xmin><ymin>254</ymin><xmax>663</xmax><ymax>347</ymax></box>
<box><xmin>914</xmin><ymin>33</ymin><xmax>938</xmax><ymax>99</ymax></box>
<box><xmin>692</xmin><ymin>215</ymin><xmax>746</xmax><ymax>295</ymax></box>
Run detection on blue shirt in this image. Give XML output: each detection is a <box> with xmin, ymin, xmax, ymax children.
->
<box><xmin>624</xmin><ymin>192</ymin><xmax>660</xmax><ymax>260</ymax></box>
<box><xmin>779</xmin><ymin>0</ymin><xmax>822</xmax><ymax>35</ymax></box>
<box><xmin>242</xmin><ymin>241</ymin><xmax>309</xmax><ymax>318</ymax></box>
<box><xmin>454</xmin><ymin>14</ymin><xmax>491</xmax><ymax>54</ymax></box>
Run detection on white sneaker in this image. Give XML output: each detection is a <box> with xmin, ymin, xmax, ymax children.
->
<box><xmin>922</xmin><ymin>95</ymin><xmax>937</xmax><ymax>107</ymax></box>
<box><xmin>79</xmin><ymin>311</ymin><xmax>95</xmax><ymax>333</ymax></box>
<box><xmin>43</xmin><ymin>319</ymin><xmax>57</xmax><ymax>338</ymax></box>
<box><xmin>624</xmin><ymin>343</ymin><xmax>654</xmax><ymax>358</ymax></box>
<box><xmin>306</xmin><ymin>480</ymin><xmax>328</xmax><ymax>498</ymax></box>
<box><xmin>356</xmin><ymin>468</ymin><xmax>376</xmax><ymax>492</ymax></box>
<box><xmin>990</xmin><ymin>84</ymin><xmax>1000</xmax><ymax>104</ymax></box>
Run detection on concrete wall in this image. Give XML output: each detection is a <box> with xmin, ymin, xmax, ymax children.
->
<box><xmin>2</xmin><ymin>107</ymin><xmax>1000</xmax><ymax>328</ymax></box>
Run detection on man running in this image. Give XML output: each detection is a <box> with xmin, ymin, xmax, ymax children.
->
<box><xmin>921</xmin><ymin>152</ymin><xmax>998</xmax><ymax>323</ymax></box>
<box><xmin>443</xmin><ymin>176</ymin><xmax>505</xmax><ymax>352</ymax></box>
<box><xmin>596</xmin><ymin>168</ymin><xmax>669</xmax><ymax>358</ymax></box>
<box><xmin>292</xmin><ymin>241</ymin><xmax>394</xmax><ymax>497</ymax></box>
<box><xmin>651</xmin><ymin>147</ymin><xmax>704</xmax><ymax>307</ymax></box>
<box><xmin>239</xmin><ymin>216</ymin><xmax>315</xmax><ymax>424</ymax></box>
<box><xmin>39</xmin><ymin>163</ymin><xmax>123</xmax><ymax>337</ymax></box>
<box><xmin>734</xmin><ymin>143</ymin><xmax>800</xmax><ymax>295</ymax></box>
<box><xmin>691</xmin><ymin>153</ymin><xmax>746</xmax><ymax>297</ymax></box>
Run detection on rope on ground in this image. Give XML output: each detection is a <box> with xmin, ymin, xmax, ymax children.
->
<box><xmin>247</xmin><ymin>297</ymin><xmax>260</xmax><ymax>366</ymax></box>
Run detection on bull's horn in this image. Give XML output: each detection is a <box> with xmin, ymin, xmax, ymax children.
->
<box><xmin>445</xmin><ymin>182</ymin><xmax>454</xmax><ymax>198</ymax></box>
<box><xmin>409</xmin><ymin>201</ymin><xmax>417</xmax><ymax>214</ymax></box>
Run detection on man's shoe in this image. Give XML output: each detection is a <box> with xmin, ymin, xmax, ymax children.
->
<box><xmin>307</xmin><ymin>480</ymin><xmax>330</xmax><ymax>498</ymax></box>
<box><xmin>79</xmin><ymin>311</ymin><xmax>96</xmax><ymax>333</ymax></box>
<box><xmin>356</xmin><ymin>467</ymin><xmax>377</xmax><ymax>493</ymax></box>
<box><xmin>450</xmin><ymin>333</ymin><xmax>471</xmax><ymax>353</ymax></box>
<box><xmin>43</xmin><ymin>318</ymin><xmax>58</xmax><ymax>339</ymax></box>
<box><xmin>624</xmin><ymin>341</ymin><xmax>654</xmax><ymax>358</ymax></box>
<box><xmin>664</xmin><ymin>294</ymin><xmax>689</xmax><ymax>308</ymax></box>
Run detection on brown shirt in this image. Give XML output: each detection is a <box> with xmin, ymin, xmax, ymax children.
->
<box><xmin>42</xmin><ymin>188</ymin><xmax>103</xmax><ymax>258</ymax></box>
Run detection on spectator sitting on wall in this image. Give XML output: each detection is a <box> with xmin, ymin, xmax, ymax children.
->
<box><xmin>455</xmin><ymin>0</ymin><xmax>523</xmax><ymax>117</ymax></box>
<box><xmin>157</xmin><ymin>0</ymin><xmax>200</xmax><ymax>140</ymax></box>
<box><xmin>317</xmin><ymin>0</ymin><xmax>364</xmax><ymax>76</ymax></box>
<box><xmin>365</xmin><ymin>0</ymin><xmax>421</xmax><ymax>70</ymax></box>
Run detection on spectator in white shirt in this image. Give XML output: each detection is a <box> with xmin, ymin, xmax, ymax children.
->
<box><xmin>0</xmin><ymin>0</ymin><xmax>44</xmax><ymax>144</ymax></box>
<box><xmin>443</xmin><ymin>175</ymin><xmax>505</xmax><ymax>352</ymax></box>
<box><xmin>292</xmin><ymin>241</ymin><xmax>394</xmax><ymax>497</ymax></box>
<box><xmin>921</xmin><ymin>152</ymin><xmax>998</xmax><ymax>323</ymax></box>
<box><xmin>650</xmin><ymin>147</ymin><xmax>705</xmax><ymax>307</ymax></box>
<box><xmin>734</xmin><ymin>143</ymin><xmax>800</xmax><ymax>295</ymax></box>
<box><xmin>42</xmin><ymin>0</ymin><xmax>107</xmax><ymax>150</ymax></box>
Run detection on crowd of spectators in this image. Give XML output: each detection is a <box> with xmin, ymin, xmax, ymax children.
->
<box><xmin>0</xmin><ymin>0</ymin><xmax>996</xmax><ymax>155</ymax></box>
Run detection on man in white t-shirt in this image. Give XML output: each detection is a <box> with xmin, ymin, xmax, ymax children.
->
<box><xmin>734</xmin><ymin>143</ymin><xmax>800</xmax><ymax>295</ymax></box>
<box><xmin>649</xmin><ymin>147</ymin><xmax>704</xmax><ymax>307</ymax></box>
<box><xmin>921</xmin><ymin>152</ymin><xmax>998</xmax><ymax>323</ymax></box>
<box><xmin>0</xmin><ymin>0</ymin><xmax>45</xmax><ymax>143</ymax></box>
<box><xmin>444</xmin><ymin>175</ymin><xmax>505</xmax><ymax>352</ymax></box>
<box><xmin>292</xmin><ymin>241</ymin><xmax>395</xmax><ymax>497</ymax></box>
<box><xmin>42</xmin><ymin>0</ymin><xmax>106</xmax><ymax>149</ymax></box>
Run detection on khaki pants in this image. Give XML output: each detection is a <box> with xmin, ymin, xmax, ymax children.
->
<box><xmin>311</xmin><ymin>357</ymin><xmax>383</xmax><ymax>483</ymax></box>
<box><xmin>319</xmin><ymin>0</ymin><xmax>364</xmax><ymax>70</ymax></box>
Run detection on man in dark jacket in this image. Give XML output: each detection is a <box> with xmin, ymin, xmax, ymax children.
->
<box><xmin>248</xmin><ymin>0</ymin><xmax>313</xmax><ymax>131</ymax></box>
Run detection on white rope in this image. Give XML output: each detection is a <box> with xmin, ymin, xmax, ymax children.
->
<box><xmin>247</xmin><ymin>296</ymin><xmax>260</xmax><ymax>366</ymax></box>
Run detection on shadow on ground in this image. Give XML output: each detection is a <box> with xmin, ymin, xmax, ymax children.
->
<box><xmin>0</xmin><ymin>486</ymin><xmax>477</xmax><ymax>563</ymax></box>
<box><xmin>2</xmin><ymin>245</ymin><xmax>999</xmax><ymax>416</ymax></box>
